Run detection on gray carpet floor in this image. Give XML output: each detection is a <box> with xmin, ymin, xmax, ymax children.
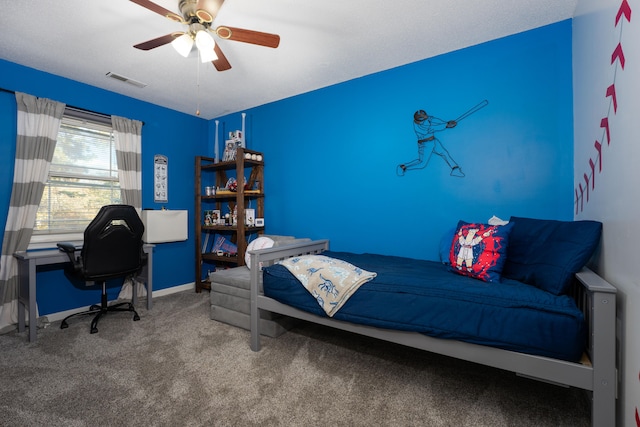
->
<box><xmin>0</xmin><ymin>290</ymin><xmax>590</xmax><ymax>426</ymax></box>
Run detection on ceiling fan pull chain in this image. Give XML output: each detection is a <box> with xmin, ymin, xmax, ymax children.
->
<box><xmin>196</xmin><ymin>50</ymin><xmax>201</xmax><ymax>116</ymax></box>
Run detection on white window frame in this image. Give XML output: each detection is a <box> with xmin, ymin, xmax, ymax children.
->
<box><xmin>29</xmin><ymin>108</ymin><xmax>119</xmax><ymax>250</ymax></box>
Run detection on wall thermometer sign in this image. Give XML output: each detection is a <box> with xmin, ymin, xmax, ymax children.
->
<box><xmin>154</xmin><ymin>154</ymin><xmax>168</xmax><ymax>203</ymax></box>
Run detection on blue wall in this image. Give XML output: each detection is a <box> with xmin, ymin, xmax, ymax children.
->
<box><xmin>0</xmin><ymin>20</ymin><xmax>573</xmax><ymax>315</ymax></box>
<box><xmin>0</xmin><ymin>60</ymin><xmax>207</xmax><ymax>315</ymax></box>
<box><xmin>218</xmin><ymin>21</ymin><xmax>574</xmax><ymax>260</ymax></box>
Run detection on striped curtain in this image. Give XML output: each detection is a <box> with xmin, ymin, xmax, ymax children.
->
<box><xmin>112</xmin><ymin>115</ymin><xmax>143</xmax><ymax>209</ymax></box>
<box><xmin>112</xmin><ymin>115</ymin><xmax>144</xmax><ymax>300</ymax></box>
<box><xmin>0</xmin><ymin>92</ymin><xmax>65</xmax><ymax>333</ymax></box>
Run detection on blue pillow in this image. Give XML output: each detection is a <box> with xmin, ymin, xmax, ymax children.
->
<box><xmin>448</xmin><ymin>220</ymin><xmax>514</xmax><ymax>283</ymax></box>
<box><xmin>501</xmin><ymin>217</ymin><xmax>602</xmax><ymax>295</ymax></box>
<box><xmin>439</xmin><ymin>227</ymin><xmax>457</xmax><ymax>264</ymax></box>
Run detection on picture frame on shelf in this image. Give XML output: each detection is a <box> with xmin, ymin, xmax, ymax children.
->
<box><xmin>255</xmin><ymin>218</ymin><xmax>264</xmax><ymax>227</ymax></box>
<box><xmin>222</xmin><ymin>141</ymin><xmax>237</xmax><ymax>162</ymax></box>
<box><xmin>211</xmin><ymin>210</ymin><xmax>221</xmax><ymax>225</ymax></box>
<box><xmin>245</xmin><ymin>209</ymin><xmax>255</xmax><ymax>226</ymax></box>
<box><xmin>204</xmin><ymin>210</ymin><xmax>213</xmax><ymax>226</ymax></box>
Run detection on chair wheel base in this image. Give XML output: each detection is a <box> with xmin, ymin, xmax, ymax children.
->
<box><xmin>59</xmin><ymin>298</ymin><xmax>140</xmax><ymax>334</ymax></box>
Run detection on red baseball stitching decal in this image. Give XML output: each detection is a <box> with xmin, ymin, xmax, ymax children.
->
<box><xmin>575</xmin><ymin>0</ymin><xmax>632</xmax><ymax>213</ymax></box>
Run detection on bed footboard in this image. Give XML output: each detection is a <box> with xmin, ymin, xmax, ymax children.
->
<box><xmin>574</xmin><ymin>268</ymin><xmax>618</xmax><ymax>427</ymax></box>
<box><xmin>249</xmin><ymin>239</ymin><xmax>329</xmax><ymax>350</ymax></box>
<box><xmin>249</xmin><ymin>240</ymin><xmax>617</xmax><ymax>427</ymax></box>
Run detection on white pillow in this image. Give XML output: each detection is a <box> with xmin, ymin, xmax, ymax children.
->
<box><xmin>245</xmin><ymin>236</ymin><xmax>275</xmax><ymax>269</ymax></box>
<box><xmin>488</xmin><ymin>215</ymin><xmax>509</xmax><ymax>226</ymax></box>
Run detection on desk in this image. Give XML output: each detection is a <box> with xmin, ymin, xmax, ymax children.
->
<box><xmin>13</xmin><ymin>244</ymin><xmax>154</xmax><ymax>342</ymax></box>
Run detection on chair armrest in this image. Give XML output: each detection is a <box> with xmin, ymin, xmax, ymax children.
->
<box><xmin>57</xmin><ymin>242</ymin><xmax>81</xmax><ymax>269</ymax></box>
<box><xmin>57</xmin><ymin>242</ymin><xmax>76</xmax><ymax>253</ymax></box>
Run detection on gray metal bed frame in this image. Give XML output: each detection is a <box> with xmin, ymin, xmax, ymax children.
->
<box><xmin>249</xmin><ymin>240</ymin><xmax>617</xmax><ymax>427</ymax></box>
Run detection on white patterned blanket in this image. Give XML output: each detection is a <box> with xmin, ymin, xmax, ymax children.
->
<box><xmin>278</xmin><ymin>255</ymin><xmax>377</xmax><ymax>317</ymax></box>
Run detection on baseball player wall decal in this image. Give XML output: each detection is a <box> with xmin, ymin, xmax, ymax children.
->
<box><xmin>397</xmin><ymin>99</ymin><xmax>488</xmax><ymax>177</ymax></box>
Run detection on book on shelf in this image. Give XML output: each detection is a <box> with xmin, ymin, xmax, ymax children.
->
<box><xmin>211</xmin><ymin>234</ymin><xmax>238</xmax><ymax>255</ymax></box>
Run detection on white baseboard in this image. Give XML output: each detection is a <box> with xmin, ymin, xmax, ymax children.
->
<box><xmin>43</xmin><ymin>282</ymin><xmax>196</xmax><ymax>323</ymax></box>
<box><xmin>152</xmin><ymin>282</ymin><xmax>195</xmax><ymax>298</ymax></box>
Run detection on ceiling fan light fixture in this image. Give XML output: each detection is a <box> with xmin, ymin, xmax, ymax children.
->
<box><xmin>195</xmin><ymin>30</ymin><xmax>214</xmax><ymax>51</ymax></box>
<box><xmin>171</xmin><ymin>33</ymin><xmax>194</xmax><ymax>57</ymax></box>
<box><xmin>200</xmin><ymin>47</ymin><xmax>218</xmax><ymax>63</ymax></box>
<box><xmin>195</xmin><ymin>30</ymin><xmax>217</xmax><ymax>62</ymax></box>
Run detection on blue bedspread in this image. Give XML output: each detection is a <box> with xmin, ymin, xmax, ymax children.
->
<box><xmin>262</xmin><ymin>251</ymin><xmax>587</xmax><ymax>362</ymax></box>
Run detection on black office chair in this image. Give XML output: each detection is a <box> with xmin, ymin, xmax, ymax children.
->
<box><xmin>57</xmin><ymin>204</ymin><xmax>145</xmax><ymax>334</ymax></box>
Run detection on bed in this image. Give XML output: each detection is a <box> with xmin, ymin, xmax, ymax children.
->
<box><xmin>248</xmin><ymin>217</ymin><xmax>617</xmax><ymax>427</ymax></box>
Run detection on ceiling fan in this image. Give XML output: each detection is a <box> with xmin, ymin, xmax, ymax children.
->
<box><xmin>130</xmin><ymin>0</ymin><xmax>280</xmax><ymax>71</ymax></box>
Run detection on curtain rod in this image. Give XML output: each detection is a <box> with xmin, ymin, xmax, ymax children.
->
<box><xmin>0</xmin><ymin>87</ymin><xmax>144</xmax><ymax>126</ymax></box>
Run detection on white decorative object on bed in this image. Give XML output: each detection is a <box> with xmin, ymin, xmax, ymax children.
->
<box><xmin>244</xmin><ymin>236</ymin><xmax>275</xmax><ymax>269</ymax></box>
<box><xmin>278</xmin><ymin>255</ymin><xmax>377</xmax><ymax>316</ymax></box>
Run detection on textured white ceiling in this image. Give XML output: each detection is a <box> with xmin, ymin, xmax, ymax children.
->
<box><xmin>0</xmin><ymin>0</ymin><xmax>577</xmax><ymax>120</ymax></box>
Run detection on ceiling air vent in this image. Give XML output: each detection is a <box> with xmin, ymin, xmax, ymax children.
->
<box><xmin>105</xmin><ymin>72</ymin><xmax>147</xmax><ymax>88</ymax></box>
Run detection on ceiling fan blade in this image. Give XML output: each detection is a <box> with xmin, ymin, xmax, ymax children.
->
<box><xmin>212</xmin><ymin>44</ymin><xmax>232</xmax><ymax>71</ymax></box>
<box><xmin>215</xmin><ymin>26</ymin><xmax>280</xmax><ymax>48</ymax></box>
<box><xmin>130</xmin><ymin>0</ymin><xmax>183</xmax><ymax>22</ymax></box>
<box><xmin>134</xmin><ymin>33</ymin><xmax>182</xmax><ymax>51</ymax></box>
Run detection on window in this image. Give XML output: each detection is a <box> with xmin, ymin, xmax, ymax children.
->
<box><xmin>32</xmin><ymin>112</ymin><xmax>120</xmax><ymax>243</ymax></box>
